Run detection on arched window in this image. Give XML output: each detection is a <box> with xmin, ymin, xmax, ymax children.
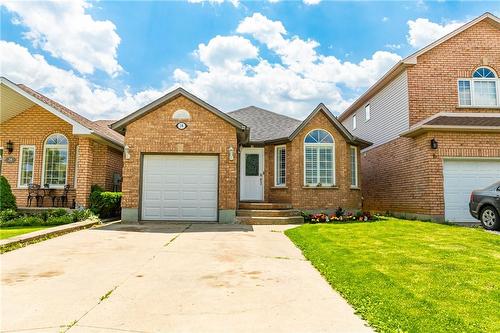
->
<box><xmin>458</xmin><ymin>67</ymin><xmax>499</xmax><ymax>107</ymax></box>
<box><xmin>43</xmin><ymin>134</ymin><xmax>68</xmax><ymax>187</ymax></box>
<box><xmin>472</xmin><ymin>67</ymin><xmax>497</xmax><ymax>78</ymax></box>
<box><xmin>172</xmin><ymin>109</ymin><xmax>191</xmax><ymax>120</ymax></box>
<box><xmin>304</xmin><ymin>129</ymin><xmax>335</xmax><ymax>186</ymax></box>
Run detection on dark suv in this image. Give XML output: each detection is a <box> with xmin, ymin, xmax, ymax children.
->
<box><xmin>469</xmin><ymin>181</ymin><xmax>500</xmax><ymax>230</ymax></box>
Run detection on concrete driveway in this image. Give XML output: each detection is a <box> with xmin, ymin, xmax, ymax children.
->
<box><xmin>1</xmin><ymin>223</ymin><xmax>372</xmax><ymax>333</ymax></box>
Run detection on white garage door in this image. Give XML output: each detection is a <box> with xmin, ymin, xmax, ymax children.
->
<box><xmin>443</xmin><ymin>159</ymin><xmax>500</xmax><ymax>223</ymax></box>
<box><xmin>142</xmin><ymin>155</ymin><xmax>218</xmax><ymax>221</ymax></box>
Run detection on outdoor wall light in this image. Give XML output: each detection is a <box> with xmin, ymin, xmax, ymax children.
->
<box><xmin>6</xmin><ymin>140</ymin><xmax>14</xmax><ymax>154</ymax></box>
<box><xmin>228</xmin><ymin>146</ymin><xmax>235</xmax><ymax>161</ymax></box>
<box><xmin>430</xmin><ymin>138</ymin><xmax>438</xmax><ymax>150</ymax></box>
<box><xmin>124</xmin><ymin>145</ymin><xmax>131</xmax><ymax>160</ymax></box>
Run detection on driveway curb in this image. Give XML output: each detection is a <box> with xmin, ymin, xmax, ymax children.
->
<box><xmin>0</xmin><ymin>218</ymin><xmax>100</xmax><ymax>253</ymax></box>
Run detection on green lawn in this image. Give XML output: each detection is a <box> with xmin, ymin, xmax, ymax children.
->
<box><xmin>0</xmin><ymin>226</ymin><xmax>50</xmax><ymax>240</ymax></box>
<box><xmin>285</xmin><ymin>218</ymin><xmax>500</xmax><ymax>333</ymax></box>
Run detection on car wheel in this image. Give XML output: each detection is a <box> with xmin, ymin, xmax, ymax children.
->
<box><xmin>480</xmin><ymin>206</ymin><xmax>500</xmax><ymax>231</ymax></box>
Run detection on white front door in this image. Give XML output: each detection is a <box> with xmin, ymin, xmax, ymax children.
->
<box><xmin>443</xmin><ymin>158</ymin><xmax>500</xmax><ymax>223</ymax></box>
<box><xmin>240</xmin><ymin>148</ymin><xmax>264</xmax><ymax>201</ymax></box>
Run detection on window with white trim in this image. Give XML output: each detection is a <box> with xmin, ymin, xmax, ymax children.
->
<box><xmin>350</xmin><ymin>146</ymin><xmax>358</xmax><ymax>188</ymax></box>
<box><xmin>352</xmin><ymin>114</ymin><xmax>357</xmax><ymax>129</ymax></box>
<box><xmin>0</xmin><ymin>148</ymin><xmax>3</xmax><ymax>175</ymax></box>
<box><xmin>304</xmin><ymin>129</ymin><xmax>334</xmax><ymax>186</ymax></box>
<box><xmin>43</xmin><ymin>134</ymin><xmax>68</xmax><ymax>187</ymax></box>
<box><xmin>365</xmin><ymin>104</ymin><xmax>371</xmax><ymax>121</ymax></box>
<box><xmin>274</xmin><ymin>145</ymin><xmax>286</xmax><ymax>186</ymax></box>
<box><xmin>18</xmin><ymin>145</ymin><xmax>35</xmax><ymax>187</ymax></box>
<box><xmin>458</xmin><ymin>67</ymin><xmax>499</xmax><ymax>107</ymax></box>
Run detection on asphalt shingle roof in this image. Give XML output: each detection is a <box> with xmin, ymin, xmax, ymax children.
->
<box><xmin>228</xmin><ymin>106</ymin><xmax>302</xmax><ymax>142</ymax></box>
<box><xmin>17</xmin><ymin>84</ymin><xmax>124</xmax><ymax>146</ymax></box>
<box><xmin>425</xmin><ymin>116</ymin><xmax>500</xmax><ymax>127</ymax></box>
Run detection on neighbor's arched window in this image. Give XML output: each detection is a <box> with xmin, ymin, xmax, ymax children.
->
<box><xmin>459</xmin><ymin>67</ymin><xmax>499</xmax><ymax>107</ymax></box>
<box><xmin>304</xmin><ymin>129</ymin><xmax>335</xmax><ymax>186</ymax></box>
<box><xmin>43</xmin><ymin>134</ymin><xmax>68</xmax><ymax>187</ymax></box>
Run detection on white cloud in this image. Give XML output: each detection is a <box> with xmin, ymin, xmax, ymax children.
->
<box><xmin>303</xmin><ymin>0</ymin><xmax>321</xmax><ymax>5</ymax></box>
<box><xmin>385</xmin><ymin>43</ymin><xmax>401</xmax><ymax>50</ymax></box>
<box><xmin>407</xmin><ymin>18</ymin><xmax>464</xmax><ymax>48</ymax></box>
<box><xmin>187</xmin><ymin>0</ymin><xmax>239</xmax><ymax>7</ymax></box>
<box><xmin>1</xmin><ymin>0</ymin><xmax>122</xmax><ymax>76</ymax></box>
<box><xmin>173</xmin><ymin>13</ymin><xmax>401</xmax><ymax>118</ymax></box>
<box><xmin>0</xmin><ymin>41</ymin><xmax>164</xmax><ymax>120</ymax></box>
<box><xmin>196</xmin><ymin>35</ymin><xmax>258</xmax><ymax>72</ymax></box>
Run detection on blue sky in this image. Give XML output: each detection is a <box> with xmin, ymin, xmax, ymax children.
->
<box><xmin>1</xmin><ymin>0</ymin><xmax>498</xmax><ymax>120</ymax></box>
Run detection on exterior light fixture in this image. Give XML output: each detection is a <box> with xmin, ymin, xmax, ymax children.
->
<box><xmin>430</xmin><ymin>138</ymin><xmax>438</xmax><ymax>150</ymax></box>
<box><xmin>6</xmin><ymin>140</ymin><xmax>14</xmax><ymax>154</ymax></box>
<box><xmin>124</xmin><ymin>145</ymin><xmax>131</xmax><ymax>159</ymax></box>
<box><xmin>228</xmin><ymin>146</ymin><xmax>234</xmax><ymax>161</ymax></box>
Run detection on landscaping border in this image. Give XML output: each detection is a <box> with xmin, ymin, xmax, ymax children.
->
<box><xmin>0</xmin><ymin>218</ymin><xmax>100</xmax><ymax>253</ymax></box>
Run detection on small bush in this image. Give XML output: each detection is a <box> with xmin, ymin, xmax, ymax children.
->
<box><xmin>0</xmin><ymin>176</ymin><xmax>17</xmax><ymax>211</ymax></box>
<box><xmin>89</xmin><ymin>185</ymin><xmax>121</xmax><ymax>218</ymax></box>
<box><xmin>0</xmin><ymin>209</ymin><xmax>19</xmax><ymax>222</ymax></box>
<box><xmin>71</xmin><ymin>209</ymin><xmax>93</xmax><ymax>222</ymax></box>
<box><xmin>45</xmin><ymin>215</ymin><xmax>74</xmax><ymax>226</ymax></box>
<box><xmin>0</xmin><ymin>216</ymin><xmax>44</xmax><ymax>227</ymax></box>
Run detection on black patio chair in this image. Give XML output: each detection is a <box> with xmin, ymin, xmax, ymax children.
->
<box><xmin>55</xmin><ymin>184</ymin><xmax>71</xmax><ymax>207</ymax></box>
<box><xmin>27</xmin><ymin>183</ymin><xmax>43</xmax><ymax>207</ymax></box>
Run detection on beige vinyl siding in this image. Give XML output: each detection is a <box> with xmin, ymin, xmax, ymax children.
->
<box><xmin>342</xmin><ymin>70</ymin><xmax>409</xmax><ymax>150</ymax></box>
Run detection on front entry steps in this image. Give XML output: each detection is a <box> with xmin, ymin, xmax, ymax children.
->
<box><xmin>236</xmin><ymin>202</ymin><xmax>304</xmax><ymax>225</ymax></box>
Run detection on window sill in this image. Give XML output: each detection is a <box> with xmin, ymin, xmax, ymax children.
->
<box><xmin>350</xmin><ymin>186</ymin><xmax>361</xmax><ymax>190</ymax></box>
<box><xmin>271</xmin><ymin>186</ymin><xmax>288</xmax><ymax>189</ymax></box>
<box><xmin>456</xmin><ymin>105</ymin><xmax>500</xmax><ymax>109</ymax></box>
<box><xmin>302</xmin><ymin>186</ymin><xmax>339</xmax><ymax>190</ymax></box>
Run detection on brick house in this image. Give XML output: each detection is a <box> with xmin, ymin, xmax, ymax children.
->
<box><xmin>0</xmin><ymin>77</ymin><xmax>124</xmax><ymax>208</ymax></box>
<box><xmin>339</xmin><ymin>12</ymin><xmax>500</xmax><ymax>223</ymax></box>
<box><xmin>111</xmin><ymin>88</ymin><xmax>370</xmax><ymax>223</ymax></box>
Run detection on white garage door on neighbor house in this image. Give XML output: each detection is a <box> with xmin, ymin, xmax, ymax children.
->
<box><xmin>141</xmin><ymin>155</ymin><xmax>218</xmax><ymax>221</ymax></box>
<box><xmin>443</xmin><ymin>159</ymin><xmax>500</xmax><ymax>223</ymax></box>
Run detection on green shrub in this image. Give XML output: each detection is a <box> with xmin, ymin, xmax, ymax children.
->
<box><xmin>0</xmin><ymin>209</ymin><xmax>19</xmax><ymax>222</ymax></box>
<box><xmin>89</xmin><ymin>185</ymin><xmax>121</xmax><ymax>218</ymax></box>
<box><xmin>0</xmin><ymin>216</ymin><xmax>44</xmax><ymax>227</ymax></box>
<box><xmin>71</xmin><ymin>209</ymin><xmax>93</xmax><ymax>222</ymax></box>
<box><xmin>0</xmin><ymin>176</ymin><xmax>17</xmax><ymax>211</ymax></box>
<box><xmin>45</xmin><ymin>215</ymin><xmax>74</xmax><ymax>226</ymax></box>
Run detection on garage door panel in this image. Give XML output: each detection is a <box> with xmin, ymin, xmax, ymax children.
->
<box><xmin>142</xmin><ymin>155</ymin><xmax>218</xmax><ymax>221</ymax></box>
<box><xmin>443</xmin><ymin>159</ymin><xmax>500</xmax><ymax>223</ymax></box>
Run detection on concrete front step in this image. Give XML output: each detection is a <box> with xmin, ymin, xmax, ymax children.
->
<box><xmin>237</xmin><ymin>209</ymin><xmax>301</xmax><ymax>217</ymax></box>
<box><xmin>239</xmin><ymin>202</ymin><xmax>293</xmax><ymax>210</ymax></box>
<box><xmin>236</xmin><ymin>216</ymin><xmax>304</xmax><ymax>225</ymax></box>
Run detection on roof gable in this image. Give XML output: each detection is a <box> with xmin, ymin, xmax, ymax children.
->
<box><xmin>111</xmin><ymin>87</ymin><xmax>247</xmax><ymax>133</ymax></box>
<box><xmin>339</xmin><ymin>12</ymin><xmax>500</xmax><ymax>121</ymax></box>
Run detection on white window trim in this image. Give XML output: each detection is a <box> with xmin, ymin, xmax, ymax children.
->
<box><xmin>352</xmin><ymin>114</ymin><xmax>357</xmax><ymax>129</ymax></box>
<box><xmin>41</xmin><ymin>134</ymin><xmax>69</xmax><ymax>188</ymax></box>
<box><xmin>74</xmin><ymin>145</ymin><xmax>79</xmax><ymax>188</ymax></box>
<box><xmin>17</xmin><ymin>145</ymin><xmax>36</xmax><ymax>188</ymax></box>
<box><xmin>303</xmin><ymin>129</ymin><xmax>335</xmax><ymax>186</ymax></box>
<box><xmin>365</xmin><ymin>104</ymin><xmax>371</xmax><ymax>122</ymax></box>
<box><xmin>0</xmin><ymin>147</ymin><xmax>3</xmax><ymax>175</ymax></box>
<box><xmin>274</xmin><ymin>145</ymin><xmax>286</xmax><ymax>187</ymax></box>
<box><xmin>350</xmin><ymin>146</ymin><xmax>358</xmax><ymax>188</ymax></box>
<box><xmin>457</xmin><ymin>78</ymin><xmax>500</xmax><ymax>108</ymax></box>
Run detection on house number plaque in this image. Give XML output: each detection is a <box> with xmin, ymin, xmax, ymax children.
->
<box><xmin>176</xmin><ymin>122</ymin><xmax>187</xmax><ymax>130</ymax></box>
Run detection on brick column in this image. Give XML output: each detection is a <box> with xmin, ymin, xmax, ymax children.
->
<box><xmin>75</xmin><ymin>137</ymin><xmax>93</xmax><ymax>208</ymax></box>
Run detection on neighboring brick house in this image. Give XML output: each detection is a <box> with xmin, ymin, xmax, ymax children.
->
<box><xmin>111</xmin><ymin>88</ymin><xmax>370</xmax><ymax>223</ymax></box>
<box><xmin>0</xmin><ymin>77</ymin><xmax>124</xmax><ymax>208</ymax></box>
<box><xmin>339</xmin><ymin>12</ymin><xmax>500</xmax><ymax>223</ymax></box>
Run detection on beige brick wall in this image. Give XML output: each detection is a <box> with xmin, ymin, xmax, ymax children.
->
<box><xmin>265</xmin><ymin>111</ymin><xmax>362</xmax><ymax>211</ymax></box>
<box><xmin>407</xmin><ymin>20</ymin><xmax>500</xmax><ymax>126</ymax></box>
<box><xmin>121</xmin><ymin>95</ymin><xmax>238</xmax><ymax>212</ymax></box>
<box><xmin>0</xmin><ymin>105</ymin><xmax>123</xmax><ymax>208</ymax></box>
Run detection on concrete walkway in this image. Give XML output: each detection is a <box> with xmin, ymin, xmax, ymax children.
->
<box><xmin>1</xmin><ymin>223</ymin><xmax>372</xmax><ymax>333</ymax></box>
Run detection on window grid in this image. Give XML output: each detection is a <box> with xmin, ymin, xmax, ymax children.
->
<box><xmin>350</xmin><ymin>146</ymin><xmax>358</xmax><ymax>187</ymax></box>
<box><xmin>458</xmin><ymin>78</ymin><xmax>499</xmax><ymax>107</ymax></box>
<box><xmin>19</xmin><ymin>146</ymin><xmax>35</xmax><ymax>187</ymax></box>
<box><xmin>43</xmin><ymin>134</ymin><xmax>68</xmax><ymax>187</ymax></box>
<box><xmin>275</xmin><ymin>146</ymin><xmax>286</xmax><ymax>186</ymax></box>
<box><xmin>304</xmin><ymin>129</ymin><xmax>335</xmax><ymax>186</ymax></box>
